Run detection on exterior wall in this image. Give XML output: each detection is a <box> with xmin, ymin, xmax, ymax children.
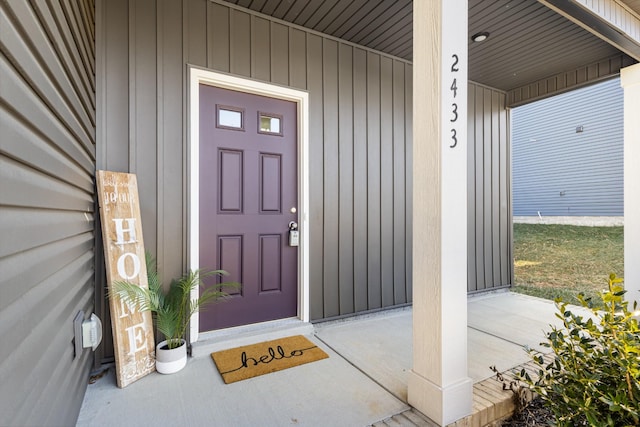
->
<box><xmin>467</xmin><ymin>83</ymin><xmax>512</xmax><ymax>292</ymax></box>
<box><xmin>0</xmin><ymin>1</ymin><xmax>96</xmax><ymax>425</ymax></box>
<box><xmin>507</xmin><ymin>54</ymin><xmax>634</xmax><ymax>107</ymax></box>
<box><xmin>575</xmin><ymin>0</ymin><xmax>640</xmax><ymax>43</ymax></box>
<box><xmin>96</xmin><ymin>0</ymin><xmax>413</xmax><ymax>350</ymax></box>
<box><xmin>96</xmin><ymin>0</ymin><xmax>511</xmax><ymax>360</ymax></box>
<box><xmin>512</xmin><ymin>77</ymin><xmax>624</xmax><ymax>216</ymax></box>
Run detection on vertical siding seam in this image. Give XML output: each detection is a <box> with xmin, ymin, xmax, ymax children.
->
<box><xmin>378</xmin><ymin>55</ymin><xmax>383</xmax><ymax>309</ymax></box>
<box><xmin>481</xmin><ymin>88</ymin><xmax>491</xmax><ymax>289</ymax></box>
<box><xmin>391</xmin><ymin>60</ymin><xmax>396</xmax><ymax>305</ymax></box>
<box><xmin>491</xmin><ymin>89</ymin><xmax>497</xmax><ymax>286</ymax></box>
<box><xmin>336</xmin><ymin>40</ymin><xmax>341</xmax><ymax>314</ymax></box>
<box><xmin>180</xmin><ymin>0</ymin><xmax>187</xmax><ymax>268</ymax></box>
<box><xmin>156</xmin><ymin>0</ymin><xmax>163</xmax><ymax>261</ymax></box>
<box><xmin>128</xmin><ymin>0</ymin><xmax>136</xmax><ymax>172</ymax></box>
<box><xmin>303</xmin><ymin>27</ymin><xmax>307</xmax><ymax>89</ymax></box>
<box><xmin>474</xmin><ymin>86</ymin><xmax>479</xmax><ymax>291</ymax></box>
<box><xmin>497</xmin><ymin>90</ymin><xmax>503</xmax><ymax>284</ymax></box>
<box><xmin>472</xmin><ymin>85</ymin><xmax>477</xmax><ymax>291</ymax></box>
<box><xmin>286</xmin><ymin>23</ymin><xmax>290</xmax><ymax>86</ymax></box>
<box><xmin>504</xmin><ymin>94</ymin><xmax>509</xmax><ymax>285</ymax></box>
<box><xmin>321</xmin><ymin>36</ymin><xmax>325</xmax><ymax>318</ymax></box>
<box><xmin>316</xmin><ymin>34</ymin><xmax>325</xmax><ymax>319</ymax></box>
<box><xmin>269</xmin><ymin>20</ymin><xmax>272</xmax><ymax>82</ymax></box>
<box><xmin>481</xmin><ymin>87</ymin><xmax>487</xmax><ymax>290</ymax></box>
<box><xmin>205</xmin><ymin>0</ymin><xmax>209</xmax><ymax>70</ymax></box>
<box><xmin>471</xmin><ymin>84</ymin><xmax>477</xmax><ymax>291</ymax></box>
<box><xmin>475</xmin><ymin>88</ymin><xmax>485</xmax><ymax>290</ymax></box>
<box><xmin>404</xmin><ymin>63</ymin><xmax>409</xmax><ymax>303</ymax></box>
<box><xmin>467</xmin><ymin>84</ymin><xmax>477</xmax><ymax>292</ymax></box>
<box><xmin>493</xmin><ymin>91</ymin><xmax>504</xmax><ymax>286</ymax></box>
<box><xmin>365</xmin><ymin>52</ymin><xmax>369</xmax><ymax>307</ymax></box>
<box><xmin>229</xmin><ymin>8</ymin><xmax>234</xmax><ymax>74</ymax></box>
<box><xmin>250</xmin><ymin>14</ymin><xmax>254</xmax><ymax>77</ymax></box>
<box><xmin>250</xmin><ymin>13</ymin><xmax>261</xmax><ymax>79</ymax></box>
<box><xmin>351</xmin><ymin>45</ymin><xmax>357</xmax><ymax>313</ymax></box>
<box><xmin>492</xmin><ymin>90</ymin><xmax>497</xmax><ymax>287</ymax></box>
<box><xmin>286</xmin><ymin>20</ymin><xmax>291</xmax><ymax>86</ymax></box>
<box><xmin>227</xmin><ymin>4</ymin><xmax>231</xmax><ymax>73</ymax></box>
<box><xmin>474</xmin><ymin>84</ymin><xmax>484</xmax><ymax>290</ymax></box>
<box><xmin>507</xmin><ymin>108</ymin><xmax>513</xmax><ymax>285</ymax></box>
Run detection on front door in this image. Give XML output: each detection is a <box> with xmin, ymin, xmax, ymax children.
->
<box><xmin>199</xmin><ymin>84</ymin><xmax>298</xmax><ymax>331</ymax></box>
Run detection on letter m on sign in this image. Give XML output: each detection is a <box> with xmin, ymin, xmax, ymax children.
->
<box><xmin>97</xmin><ymin>170</ymin><xmax>156</xmax><ymax>387</ymax></box>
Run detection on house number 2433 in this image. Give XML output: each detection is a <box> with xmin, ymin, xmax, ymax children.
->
<box><xmin>449</xmin><ymin>54</ymin><xmax>459</xmax><ymax>149</ymax></box>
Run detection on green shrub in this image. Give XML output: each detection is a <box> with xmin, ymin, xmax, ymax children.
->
<box><xmin>518</xmin><ymin>274</ymin><xmax>640</xmax><ymax>426</ymax></box>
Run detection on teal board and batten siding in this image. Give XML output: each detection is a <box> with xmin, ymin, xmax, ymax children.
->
<box><xmin>0</xmin><ymin>0</ymin><xmax>96</xmax><ymax>425</ymax></box>
<box><xmin>512</xmin><ymin>78</ymin><xmax>624</xmax><ymax>216</ymax></box>
<box><xmin>467</xmin><ymin>83</ymin><xmax>513</xmax><ymax>292</ymax></box>
<box><xmin>97</xmin><ymin>0</ymin><xmax>413</xmax><ymax>349</ymax></box>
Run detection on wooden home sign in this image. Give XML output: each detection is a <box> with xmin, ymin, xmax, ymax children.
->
<box><xmin>97</xmin><ymin>171</ymin><xmax>155</xmax><ymax>387</ymax></box>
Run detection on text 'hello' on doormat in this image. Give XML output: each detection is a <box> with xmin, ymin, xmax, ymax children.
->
<box><xmin>211</xmin><ymin>335</ymin><xmax>329</xmax><ymax>384</ymax></box>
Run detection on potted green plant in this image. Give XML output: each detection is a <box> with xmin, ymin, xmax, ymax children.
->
<box><xmin>111</xmin><ymin>252</ymin><xmax>238</xmax><ymax>374</ymax></box>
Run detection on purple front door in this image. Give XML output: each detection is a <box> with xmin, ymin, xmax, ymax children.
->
<box><xmin>199</xmin><ymin>84</ymin><xmax>298</xmax><ymax>331</ymax></box>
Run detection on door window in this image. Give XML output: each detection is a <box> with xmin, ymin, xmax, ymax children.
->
<box><xmin>217</xmin><ymin>105</ymin><xmax>244</xmax><ymax>130</ymax></box>
<box><xmin>258</xmin><ymin>112</ymin><xmax>283</xmax><ymax>136</ymax></box>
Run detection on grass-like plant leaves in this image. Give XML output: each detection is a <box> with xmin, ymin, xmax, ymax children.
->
<box><xmin>111</xmin><ymin>252</ymin><xmax>239</xmax><ymax>349</ymax></box>
<box><xmin>517</xmin><ymin>274</ymin><xmax>640</xmax><ymax>426</ymax></box>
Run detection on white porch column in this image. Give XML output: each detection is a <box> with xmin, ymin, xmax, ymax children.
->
<box><xmin>409</xmin><ymin>1</ymin><xmax>473</xmax><ymax>426</ymax></box>
<box><xmin>621</xmin><ymin>63</ymin><xmax>640</xmax><ymax>305</ymax></box>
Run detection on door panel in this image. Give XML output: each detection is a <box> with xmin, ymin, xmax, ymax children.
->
<box><xmin>219</xmin><ymin>149</ymin><xmax>243</xmax><ymax>212</ymax></box>
<box><xmin>260</xmin><ymin>153</ymin><xmax>282</xmax><ymax>213</ymax></box>
<box><xmin>217</xmin><ymin>235</ymin><xmax>243</xmax><ymax>297</ymax></box>
<box><xmin>259</xmin><ymin>234</ymin><xmax>282</xmax><ymax>292</ymax></box>
<box><xmin>199</xmin><ymin>84</ymin><xmax>298</xmax><ymax>331</ymax></box>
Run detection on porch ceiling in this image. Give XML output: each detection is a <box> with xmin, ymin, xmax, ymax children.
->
<box><xmin>627</xmin><ymin>0</ymin><xmax>640</xmax><ymax>14</ymax></box>
<box><xmin>223</xmin><ymin>0</ymin><xmax>638</xmax><ymax>92</ymax></box>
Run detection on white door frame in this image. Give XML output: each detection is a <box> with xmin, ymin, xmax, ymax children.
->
<box><xmin>187</xmin><ymin>66</ymin><xmax>310</xmax><ymax>343</ymax></box>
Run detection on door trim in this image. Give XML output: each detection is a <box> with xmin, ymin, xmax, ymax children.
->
<box><xmin>188</xmin><ymin>66</ymin><xmax>310</xmax><ymax>342</ymax></box>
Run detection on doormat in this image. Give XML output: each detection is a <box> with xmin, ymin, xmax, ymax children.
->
<box><xmin>211</xmin><ymin>335</ymin><xmax>329</xmax><ymax>384</ymax></box>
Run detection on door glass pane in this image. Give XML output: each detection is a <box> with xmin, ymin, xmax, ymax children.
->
<box><xmin>258</xmin><ymin>113</ymin><xmax>283</xmax><ymax>136</ymax></box>
<box><xmin>217</xmin><ymin>106</ymin><xmax>244</xmax><ymax>130</ymax></box>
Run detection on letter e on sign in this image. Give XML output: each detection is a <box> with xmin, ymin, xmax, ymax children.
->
<box><xmin>97</xmin><ymin>171</ymin><xmax>156</xmax><ymax>387</ymax></box>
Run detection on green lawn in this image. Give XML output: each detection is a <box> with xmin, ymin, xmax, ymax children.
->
<box><xmin>512</xmin><ymin>223</ymin><xmax>624</xmax><ymax>305</ymax></box>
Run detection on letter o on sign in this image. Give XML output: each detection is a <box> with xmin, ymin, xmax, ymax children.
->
<box><xmin>117</xmin><ymin>252</ymin><xmax>141</xmax><ymax>280</ymax></box>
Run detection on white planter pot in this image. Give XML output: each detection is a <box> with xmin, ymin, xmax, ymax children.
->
<box><xmin>155</xmin><ymin>339</ymin><xmax>187</xmax><ymax>374</ymax></box>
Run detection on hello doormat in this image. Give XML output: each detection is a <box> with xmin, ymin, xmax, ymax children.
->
<box><xmin>211</xmin><ymin>335</ymin><xmax>329</xmax><ymax>384</ymax></box>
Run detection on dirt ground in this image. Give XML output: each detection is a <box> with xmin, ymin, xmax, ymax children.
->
<box><xmin>501</xmin><ymin>399</ymin><xmax>554</xmax><ymax>426</ymax></box>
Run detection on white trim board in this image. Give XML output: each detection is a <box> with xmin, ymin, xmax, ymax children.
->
<box><xmin>187</xmin><ymin>66</ymin><xmax>311</xmax><ymax>343</ymax></box>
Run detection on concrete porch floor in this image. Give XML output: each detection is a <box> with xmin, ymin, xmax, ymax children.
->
<box><xmin>77</xmin><ymin>291</ymin><xmax>567</xmax><ymax>427</ymax></box>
